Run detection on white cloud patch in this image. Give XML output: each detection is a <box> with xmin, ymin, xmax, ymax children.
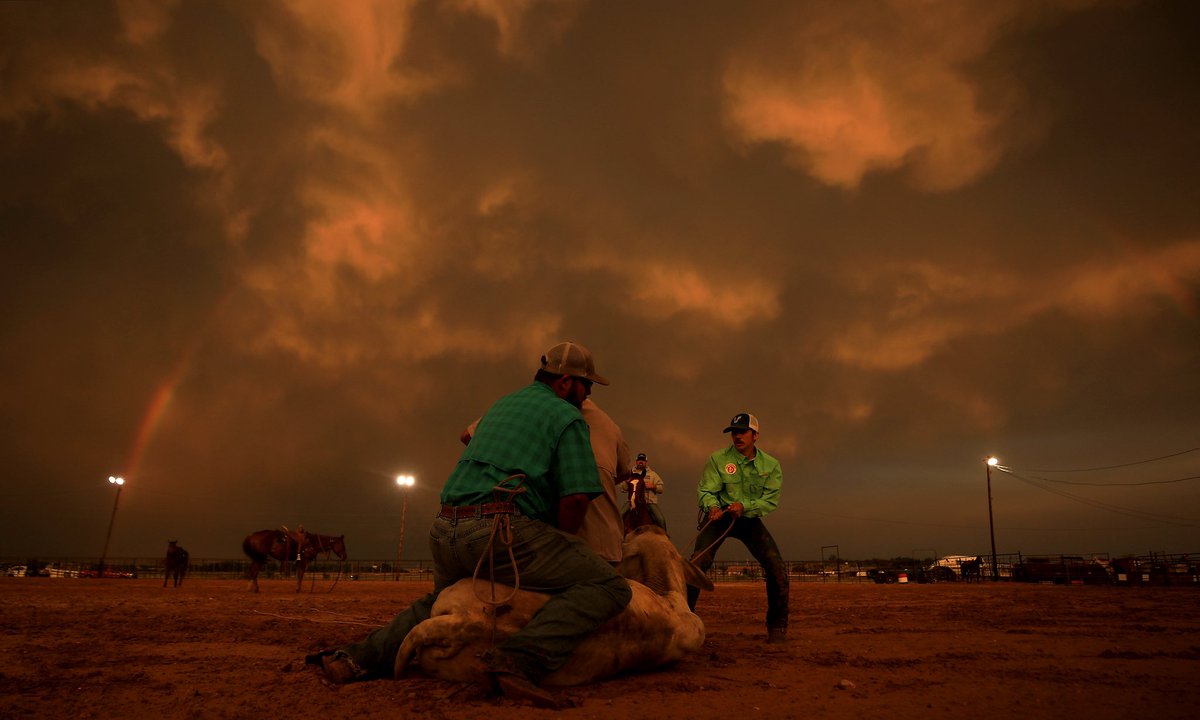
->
<box><xmin>721</xmin><ymin>1</ymin><xmax>1091</xmax><ymax>191</ymax></box>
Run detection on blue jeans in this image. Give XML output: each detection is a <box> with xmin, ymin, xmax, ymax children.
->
<box><xmin>339</xmin><ymin>515</ymin><xmax>631</xmax><ymax>681</ymax></box>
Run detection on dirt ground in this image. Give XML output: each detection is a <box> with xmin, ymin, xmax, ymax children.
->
<box><xmin>1</xmin><ymin>577</ymin><xmax>1198</xmax><ymax>720</ymax></box>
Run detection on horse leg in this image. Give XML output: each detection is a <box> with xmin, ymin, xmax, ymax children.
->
<box><xmin>249</xmin><ymin>561</ymin><xmax>261</xmax><ymax>593</ymax></box>
<box><xmin>295</xmin><ymin>560</ymin><xmax>306</xmax><ymax>592</ymax></box>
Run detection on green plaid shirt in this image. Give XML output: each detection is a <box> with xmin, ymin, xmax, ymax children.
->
<box><xmin>441</xmin><ymin>382</ymin><xmax>601</xmax><ymax>524</ymax></box>
<box><xmin>697</xmin><ymin>445</ymin><xmax>782</xmax><ymax>518</ymax></box>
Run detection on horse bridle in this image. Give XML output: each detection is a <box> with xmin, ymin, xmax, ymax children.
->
<box><xmin>307</xmin><ymin>533</ymin><xmax>344</xmax><ymax>560</ymax></box>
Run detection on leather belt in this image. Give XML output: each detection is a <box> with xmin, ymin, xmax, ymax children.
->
<box><xmin>439</xmin><ymin>502</ymin><xmax>518</xmax><ymax>520</ymax></box>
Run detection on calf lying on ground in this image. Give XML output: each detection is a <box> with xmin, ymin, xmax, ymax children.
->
<box><xmin>395</xmin><ymin>525</ymin><xmax>714</xmax><ymax>686</ymax></box>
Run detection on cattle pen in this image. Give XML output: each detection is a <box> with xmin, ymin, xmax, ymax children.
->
<box><xmin>5</xmin><ymin>551</ymin><xmax>1198</xmax><ymax>586</ymax></box>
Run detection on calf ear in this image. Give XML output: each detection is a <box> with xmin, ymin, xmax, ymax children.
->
<box><xmin>681</xmin><ymin>558</ymin><xmax>714</xmax><ymax>591</ymax></box>
<box><xmin>615</xmin><ymin>553</ymin><xmax>644</xmax><ymax>583</ymax></box>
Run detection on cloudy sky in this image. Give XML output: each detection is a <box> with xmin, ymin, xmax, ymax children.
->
<box><xmin>2</xmin><ymin>0</ymin><xmax>1197</xmax><ymax>565</ymax></box>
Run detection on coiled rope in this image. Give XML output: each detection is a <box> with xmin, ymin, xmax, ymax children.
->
<box><xmin>469</xmin><ymin>475</ymin><xmax>528</xmax><ymax>648</ymax></box>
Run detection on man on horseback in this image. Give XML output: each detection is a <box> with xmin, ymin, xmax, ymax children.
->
<box><xmin>626</xmin><ymin>452</ymin><xmax>667</xmax><ymax>532</ymax></box>
<box><xmin>687</xmin><ymin>412</ymin><xmax>789</xmax><ymax>645</ymax></box>
<box><xmin>310</xmin><ymin>341</ymin><xmax>631</xmax><ymax>708</ymax></box>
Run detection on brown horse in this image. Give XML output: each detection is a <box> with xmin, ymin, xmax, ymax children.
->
<box><xmin>163</xmin><ymin>540</ymin><xmax>188</xmax><ymax>587</ymax></box>
<box><xmin>961</xmin><ymin>556</ymin><xmax>983</xmax><ymax>583</ymax></box>
<box><xmin>242</xmin><ymin>527</ymin><xmax>347</xmax><ymax>592</ymax></box>
<box><xmin>622</xmin><ymin>468</ymin><xmax>653</xmax><ymax>534</ymax></box>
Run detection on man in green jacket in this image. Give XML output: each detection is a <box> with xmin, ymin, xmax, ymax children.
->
<box><xmin>687</xmin><ymin>412</ymin><xmax>789</xmax><ymax>644</ymax></box>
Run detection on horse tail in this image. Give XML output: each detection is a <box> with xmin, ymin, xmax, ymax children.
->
<box><xmin>242</xmin><ymin>534</ymin><xmax>268</xmax><ymax>564</ymax></box>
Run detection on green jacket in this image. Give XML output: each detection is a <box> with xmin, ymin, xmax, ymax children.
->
<box><xmin>697</xmin><ymin>446</ymin><xmax>782</xmax><ymax>519</ymax></box>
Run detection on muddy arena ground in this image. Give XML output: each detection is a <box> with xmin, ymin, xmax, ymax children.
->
<box><xmin>1</xmin><ymin>577</ymin><xmax>1198</xmax><ymax>719</ymax></box>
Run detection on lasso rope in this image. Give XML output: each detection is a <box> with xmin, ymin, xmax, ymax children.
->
<box><xmin>469</xmin><ymin>475</ymin><xmax>528</xmax><ymax>648</ymax></box>
<box><xmin>686</xmin><ymin>510</ymin><xmax>738</xmax><ymax>564</ymax></box>
<box><xmin>250</xmin><ymin>609</ymin><xmax>383</xmax><ymax>628</ymax></box>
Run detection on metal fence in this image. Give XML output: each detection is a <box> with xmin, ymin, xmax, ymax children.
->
<box><xmin>4</xmin><ymin>552</ymin><xmax>1197</xmax><ymax>586</ymax></box>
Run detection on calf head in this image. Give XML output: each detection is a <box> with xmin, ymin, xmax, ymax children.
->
<box><xmin>617</xmin><ymin>525</ymin><xmax>713</xmax><ymax>593</ymax></box>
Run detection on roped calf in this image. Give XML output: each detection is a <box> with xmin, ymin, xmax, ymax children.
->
<box><xmin>395</xmin><ymin>525</ymin><xmax>713</xmax><ymax>686</ymax></box>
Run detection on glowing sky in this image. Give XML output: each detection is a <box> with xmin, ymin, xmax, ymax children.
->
<box><xmin>2</xmin><ymin>0</ymin><xmax>1197</xmax><ymax>563</ymax></box>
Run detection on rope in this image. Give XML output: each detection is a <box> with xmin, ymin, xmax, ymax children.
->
<box><xmin>303</xmin><ymin>533</ymin><xmax>345</xmax><ymax>594</ymax></box>
<box><xmin>307</xmin><ymin>607</ymin><xmax>381</xmax><ymax>623</ymax></box>
<box><xmin>469</xmin><ymin>475</ymin><xmax>528</xmax><ymax>649</ymax></box>
<box><xmin>687</xmin><ymin>510</ymin><xmax>737</xmax><ymax>564</ymax></box>
<box><xmin>250</xmin><ymin>609</ymin><xmax>382</xmax><ymax>628</ymax></box>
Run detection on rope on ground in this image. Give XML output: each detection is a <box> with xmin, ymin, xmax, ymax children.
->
<box><xmin>250</xmin><ymin>610</ymin><xmax>383</xmax><ymax>628</ymax></box>
<box><xmin>306</xmin><ymin>607</ymin><xmax>383</xmax><ymax>623</ymax></box>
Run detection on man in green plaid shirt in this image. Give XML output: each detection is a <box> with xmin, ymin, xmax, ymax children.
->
<box><xmin>311</xmin><ymin>342</ymin><xmax>631</xmax><ymax>708</ymax></box>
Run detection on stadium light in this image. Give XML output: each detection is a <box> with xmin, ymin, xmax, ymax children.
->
<box><xmin>394</xmin><ymin>474</ymin><xmax>416</xmax><ymax>580</ymax></box>
<box><xmin>99</xmin><ymin>476</ymin><xmax>126</xmax><ymax>575</ymax></box>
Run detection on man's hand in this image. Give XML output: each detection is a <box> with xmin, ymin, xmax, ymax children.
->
<box><xmin>707</xmin><ymin>506</ymin><xmax>724</xmax><ymax>522</ymax></box>
<box><xmin>727</xmin><ymin>502</ymin><xmax>744</xmax><ymax>517</ymax></box>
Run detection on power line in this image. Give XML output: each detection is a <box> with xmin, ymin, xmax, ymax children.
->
<box><xmin>1015</xmin><ymin>447</ymin><xmax>1200</xmax><ymax>473</ymax></box>
<box><xmin>997</xmin><ymin>468</ymin><xmax>1199</xmax><ymax>527</ymax></box>
<box><xmin>1020</xmin><ymin>474</ymin><xmax>1200</xmax><ymax>487</ymax></box>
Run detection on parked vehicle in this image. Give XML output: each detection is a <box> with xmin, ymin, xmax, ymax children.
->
<box><xmin>6</xmin><ymin>565</ymin><xmax>28</xmax><ymax>577</ymax></box>
<box><xmin>868</xmin><ymin>567</ymin><xmax>917</xmax><ymax>584</ymax></box>
<box><xmin>1011</xmin><ymin>555</ymin><xmax>1112</xmax><ymax>584</ymax></box>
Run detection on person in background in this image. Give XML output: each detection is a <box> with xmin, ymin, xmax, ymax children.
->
<box><xmin>576</xmin><ymin>400</ymin><xmax>633</xmax><ymax>563</ymax></box>
<box><xmin>629</xmin><ymin>452</ymin><xmax>667</xmax><ymax>532</ymax></box>
<box><xmin>686</xmin><ymin>412</ymin><xmax>788</xmax><ymax>645</ymax></box>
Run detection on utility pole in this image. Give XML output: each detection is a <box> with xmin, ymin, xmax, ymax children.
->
<box><xmin>986</xmin><ymin>457</ymin><xmax>999</xmax><ymax>580</ymax></box>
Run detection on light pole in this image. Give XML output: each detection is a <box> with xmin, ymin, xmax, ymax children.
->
<box><xmin>99</xmin><ymin>475</ymin><xmax>125</xmax><ymax>575</ymax></box>
<box><xmin>986</xmin><ymin>457</ymin><xmax>999</xmax><ymax>581</ymax></box>
<box><xmin>394</xmin><ymin>474</ymin><xmax>415</xmax><ymax>580</ymax></box>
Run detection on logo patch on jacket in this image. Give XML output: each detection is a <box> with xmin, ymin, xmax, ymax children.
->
<box><xmin>725</xmin><ymin>463</ymin><xmax>737</xmax><ymax>475</ymax></box>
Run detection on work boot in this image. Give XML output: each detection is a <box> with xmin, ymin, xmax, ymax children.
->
<box><xmin>482</xmin><ymin>652</ymin><xmax>561</xmax><ymax>709</ymax></box>
<box><xmin>318</xmin><ymin>652</ymin><xmax>365</xmax><ymax>685</ymax></box>
<box><xmin>766</xmin><ymin>627</ymin><xmax>788</xmax><ymax>645</ymax></box>
<box><xmin>488</xmin><ymin>669</ymin><xmax>562</xmax><ymax>709</ymax></box>
<box><xmin>304</xmin><ymin>649</ymin><xmax>333</xmax><ymax>667</ymax></box>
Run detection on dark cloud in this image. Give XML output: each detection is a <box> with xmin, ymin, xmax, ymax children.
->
<box><xmin>1</xmin><ymin>0</ymin><xmax>1197</xmax><ymax>562</ymax></box>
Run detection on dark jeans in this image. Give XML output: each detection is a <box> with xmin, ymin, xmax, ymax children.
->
<box><xmin>686</xmin><ymin>514</ymin><xmax>789</xmax><ymax>629</ymax></box>
<box><xmin>339</xmin><ymin>514</ymin><xmax>631</xmax><ymax>682</ymax></box>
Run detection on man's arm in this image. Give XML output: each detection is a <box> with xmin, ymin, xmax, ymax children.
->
<box><xmin>557</xmin><ymin>493</ymin><xmax>592</xmax><ymax>534</ymax></box>
<box><xmin>743</xmin><ymin>460</ymin><xmax>782</xmax><ymax>517</ymax></box>
<box><xmin>697</xmin><ymin>455</ymin><xmax>724</xmax><ymax>513</ymax></box>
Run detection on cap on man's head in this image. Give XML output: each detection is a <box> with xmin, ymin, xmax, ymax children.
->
<box><xmin>723</xmin><ymin>412</ymin><xmax>760</xmax><ymax>434</ymax></box>
<box><xmin>540</xmin><ymin>341</ymin><xmax>610</xmax><ymax>386</ymax></box>
<box><xmin>636</xmin><ymin>452</ymin><xmax>647</xmax><ymax>461</ymax></box>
